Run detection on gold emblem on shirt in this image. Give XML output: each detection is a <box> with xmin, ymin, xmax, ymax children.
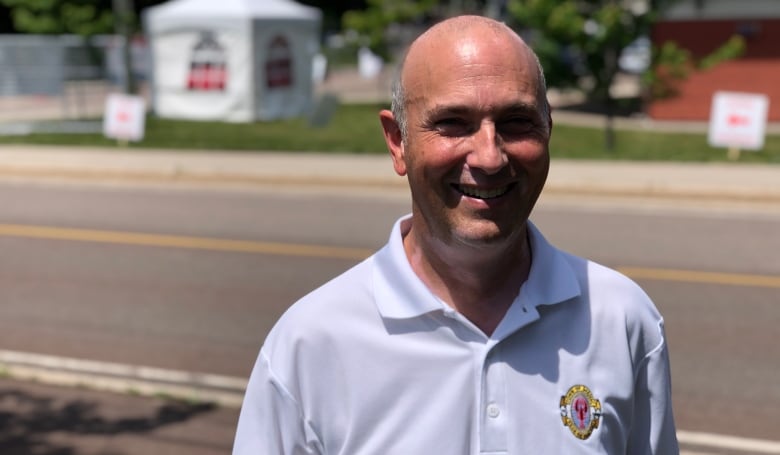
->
<box><xmin>560</xmin><ymin>384</ymin><xmax>602</xmax><ymax>440</ymax></box>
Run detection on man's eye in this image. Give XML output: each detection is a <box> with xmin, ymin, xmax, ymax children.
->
<box><xmin>499</xmin><ymin>118</ymin><xmax>535</xmax><ymax>136</ymax></box>
<box><xmin>435</xmin><ymin>118</ymin><xmax>472</xmax><ymax>136</ymax></box>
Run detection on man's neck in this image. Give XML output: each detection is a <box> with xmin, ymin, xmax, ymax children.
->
<box><xmin>403</xmin><ymin>225</ymin><xmax>532</xmax><ymax>336</ymax></box>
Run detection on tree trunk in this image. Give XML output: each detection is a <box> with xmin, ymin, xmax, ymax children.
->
<box><xmin>112</xmin><ymin>0</ymin><xmax>137</xmax><ymax>95</ymax></box>
<box><xmin>604</xmin><ymin>94</ymin><xmax>616</xmax><ymax>152</ymax></box>
<box><xmin>602</xmin><ymin>45</ymin><xmax>619</xmax><ymax>152</ymax></box>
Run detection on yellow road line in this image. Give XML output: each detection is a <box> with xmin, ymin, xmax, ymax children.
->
<box><xmin>618</xmin><ymin>266</ymin><xmax>780</xmax><ymax>289</ymax></box>
<box><xmin>0</xmin><ymin>223</ymin><xmax>372</xmax><ymax>261</ymax></box>
<box><xmin>3</xmin><ymin>223</ymin><xmax>779</xmax><ymax>288</ymax></box>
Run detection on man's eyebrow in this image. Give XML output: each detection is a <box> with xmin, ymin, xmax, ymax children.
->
<box><xmin>425</xmin><ymin>104</ymin><xmax>474</xmax><ymax>118</ymax></box>
<box><xmin>426</xmin><ymin>102</ymin><xmax>542</xmax><ymax>118</ymax></box>
<box><xmin>497</xmin><ymin>102</ymin><xmax>542</xmax><ymax>115</ymax></box>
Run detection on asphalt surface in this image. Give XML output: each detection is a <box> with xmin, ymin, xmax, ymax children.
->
<box><xmin>1</xmin><ymin>144</ymin><xmax>780</xmax><ymax>454</ymax></box>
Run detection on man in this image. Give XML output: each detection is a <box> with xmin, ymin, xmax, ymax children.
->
<box><xmin>234</xmin><ymin>15</ymin><xmax>678</xmax><ymax>454</ymax></box>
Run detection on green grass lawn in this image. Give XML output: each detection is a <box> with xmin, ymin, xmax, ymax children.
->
<box><xmin>1</xmin><ymin>103</ymin><xmax>778</xmax><ymax>163</ymax></box>
<box><xmin>551</xmin><ymin>123</ymin><xmax>780</xmax><ymax>163</ymax></box>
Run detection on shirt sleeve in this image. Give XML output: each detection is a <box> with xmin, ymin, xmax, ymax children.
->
<box><xmin>232</xmin><ymin>350</ymin><xmax>324</xmax><ymax>455</ymax></box>
<box><xmin>627</xmin><ymin>322</ymin><xmax>679</xmax><ymax>454</ymax></box>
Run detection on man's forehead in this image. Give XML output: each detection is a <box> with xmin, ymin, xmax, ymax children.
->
<box><xmin>406</xmin><ymin>30</ymin><xmax>515</xmax><ymax>71</ymax></box>
<box><xmin>403</xmin><ymin>28</ymin><xmax>532</xmax><ymax>85</ymax></box>
<box><xmin>403</xmin><ymin>50</ymin><xmax>540</xmax><ymax>104</ymax></box>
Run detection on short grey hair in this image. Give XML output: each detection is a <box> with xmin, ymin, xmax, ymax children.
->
<box><xmin>390</xmin><ymin>64</ymin><xmax>408</xmax><ymax>141</ymax></box>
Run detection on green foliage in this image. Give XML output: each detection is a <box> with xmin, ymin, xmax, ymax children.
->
<box><xmin>508</xmin><ymin>0</ymin><xmax>657</xmax><ymax>150</ymax></box>
<box><xmin>507</xmin><ymin>0</ymin><xmax>747</xmax><ymax>151</ymax></box>
<box><xmin>341</xmin><ymin>0</ymin><xmax>498</xmax><ymax>60</ymax></box>
<box><xmin>698</xmin><ymin>35</ymin><xmax>745</xmax><ymax>70</ymax></box>
<box><xmin>645</xmin><ymin>34</ymin><xmax>746</xmax><ymax>99</ymax></box>
<box><xmin>643</xmin><ymin>40</ymin><xmax>690</xmax><ymax>99</ymax></box>
<box><xmin>508</xmin><ymin>0</ymin><xmax>651</xmax><ymax>97</ymax></box>
<box><xmin>508</xmin><ymin>0</ymin><xmax>746</xmax><ymax>103</ymax></box>
<box><xmin>342</xmin><ymin>0</ymin><xmax>439</xmax><ymax>59</ymax></box>
<box><xmin>0</xmin><ymin>0</ymin><xmax>114</xmax><ymax>35</ymax></box>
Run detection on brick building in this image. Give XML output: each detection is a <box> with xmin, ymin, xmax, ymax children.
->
<box><xmin>649</xmin><ymin>0</ymin><xmax>780</xmax><ymax>121</ymax></box>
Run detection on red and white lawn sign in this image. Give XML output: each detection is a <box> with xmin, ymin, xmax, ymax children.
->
<box><xmin>707</xmin><ymin>91</ymin><xmax>769</xmax><ymax>160</ymax></box>
<box><xmin>103</xmin><ymin>93</ymin><xmax>146</xmax><ymax>143</ymax></box>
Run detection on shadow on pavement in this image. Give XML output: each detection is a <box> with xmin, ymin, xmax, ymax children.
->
<box><xmin>0</xmin><ymin>385</ymin><xmax>218</xmax><ymax>455</ymax></box>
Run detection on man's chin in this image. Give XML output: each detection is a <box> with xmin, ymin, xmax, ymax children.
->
<box><xmin>451</xmin><ymin>224</ymin><xmax>513</xmax><ymax>247</ymax></box>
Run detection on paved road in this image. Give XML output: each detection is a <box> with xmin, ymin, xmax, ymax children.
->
<box><xmin>1</xmin><ymin>174</ymin><xmax>779</xmax><ymax>454</ymax></box>
<box><xmin>1</xmin><ymin>143</ymin><xmax>779</xmax><ymax>454</ymax></box>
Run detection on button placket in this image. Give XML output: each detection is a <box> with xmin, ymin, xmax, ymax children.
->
<box><xmin>480</xmin><ymin>344</ymin><xmax>508</xmax><ymax>453</ymax></box>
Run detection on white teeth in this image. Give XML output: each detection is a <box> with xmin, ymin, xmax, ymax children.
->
<box><xmin>457</xmin><ymin>184</ymin><xmax>509</xmax><ymax>199</ymax></box>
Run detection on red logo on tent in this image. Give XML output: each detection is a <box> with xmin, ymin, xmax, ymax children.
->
<box><xmin>266</xmin><ymin>35</ymin><xmax>292</xmax><ymax>88</ymax></box>
<box><xmin>187</xmin><ymin>31</ymin><xmax>227</xmax><ymax>91</ymax></box>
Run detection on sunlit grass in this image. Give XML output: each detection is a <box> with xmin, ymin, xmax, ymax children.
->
<box><xmin>1</xmin><ymin>103</ymin><xmax>778</xmax><ymax>163</ymax></box>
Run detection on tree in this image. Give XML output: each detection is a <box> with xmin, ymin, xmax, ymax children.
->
<box><xmin>507</xmin><ymin>0</ymin><xmax>744</xmax><ymax>150</ymax></box>
<box><xmin>112</xmin><ymin>0</ymin><xmax>137</xmax><ymax>94</ymax></box>
<box><xmin>0</xmin><ymin>0</ymin><xmax>114</xmax><ymax>35</ymax></box>
<box><xmin>342</xmin><ymin>0</ymin><xmax>508</xmax><ymax>60</ymax></box>
<box><xmin>507</xmin><ymin>0</ymin><xmax>655</xmax><ymax>150</ymax></box>
<box><xmin>645</xmin><ymin>34</ymin><xmax>745</xmax><ymax>101</ymax></box>
<box><xmin>0</xmin><ymin>0</ymin><xmax>163</xmax><ymax>94</ymax></box>
<box><xmin>343</xmin><ymin>0</ymin><xmax>744</xmax><ymax>151</ymax></box>
<box><xmin>342</xmin><ymin>0</ymin><xmax>440</xmax><ymax>60</ymax></box>
<box><xmin>299</xmin><ymin>0</ymin><xmax>368</xmax><ymax>35</ymax></box>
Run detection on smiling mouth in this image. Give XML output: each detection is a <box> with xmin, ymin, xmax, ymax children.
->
<box><xmin>453</xmin><ymin>183</ymin><xmax>516</xmax><ymax>200</ymax></box>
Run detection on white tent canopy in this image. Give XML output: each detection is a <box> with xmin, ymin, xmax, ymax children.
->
<box><xmin>144</xmin><ymin>0</ymin><xmax>321</xmax><ymax>122</ymax></box>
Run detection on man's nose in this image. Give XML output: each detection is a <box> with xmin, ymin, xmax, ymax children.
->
<box><xmin>465</xmin><ymin>121</ymin><xmax>507</xmax><ymax>175</ymax></box>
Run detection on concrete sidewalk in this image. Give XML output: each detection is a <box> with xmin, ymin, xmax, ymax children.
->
<box><xmin>1</xmin><ymin>144</ymin><xmax>779</xmax><ymax>207</ymax></box>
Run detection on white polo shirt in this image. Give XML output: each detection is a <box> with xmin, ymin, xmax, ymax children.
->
<box><xmin>233</xmin><ymin>215</ymin><xmax>678</xmax><ymax>454</ymax></box>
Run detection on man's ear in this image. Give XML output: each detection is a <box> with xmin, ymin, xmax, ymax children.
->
<box><xmin>379</xmin><ymin>109</ymin><xmax>407</xmax><ymax>176</ymax></box>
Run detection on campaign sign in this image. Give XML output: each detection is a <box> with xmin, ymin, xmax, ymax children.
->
<box><xmin>708</xmin><ymin>91</ymin><xmax>769</xmax><ymax>151</ymax></box>
<box><xmin>103</xmin><ymin>93</ymin><xmax>146</xmax><ymax>142</ymax></box>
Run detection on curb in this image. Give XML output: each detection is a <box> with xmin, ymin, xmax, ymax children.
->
<box><xmin>0</xmin><ymin>166</ymin><xmax>780</xmax><ymax>203</ymax></box>
<box><xmin>2</xmin><ymin>163</ymin><xmax>779</xmax><ymax>207</ymax></box>
<box><xmin>0</xmin><ymin>165</ymin><xmax>406</xmax><ymax>189</ymax></box>
<box><xmin>0</xmin><ymin>349</ymin><xmax>247</xmax><ymax>408</ymax></box>
<box><xmin>542</xmin><ymin>183</ymin><xmax>780</xmax><ymax>204</ymax></box>
<box><xmin>1</xmin><ymin>145</ymin><xmax>780</xmax><ymax>207</ymax></box>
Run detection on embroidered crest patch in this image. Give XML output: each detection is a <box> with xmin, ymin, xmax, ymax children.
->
<box><xmin>559</xmin><ymin>384</ymin><xmax>602</xmax><ymax>440</ymax></box>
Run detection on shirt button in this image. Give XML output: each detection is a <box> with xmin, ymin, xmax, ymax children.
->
<box><xmin>487</xmin><ymin>403</ymin><xmax>501</xmax><ymax>418</ymax></box>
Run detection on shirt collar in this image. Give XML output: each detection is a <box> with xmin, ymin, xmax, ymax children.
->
<box><xmin>373</xmin><ymin>215</ymin><xmax>445</xmax><ymax>318</ymax></box>
<box><xmin>372</xmin><ymin>215</ymin><xmax>581</xmax><ymax>321</ymax></box>
<box><xmin>522</xmin><ymin>221</ymin><xmax>581</xmax><ymax>310</ymax></box>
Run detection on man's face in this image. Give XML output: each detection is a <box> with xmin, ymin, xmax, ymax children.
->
<box><xmin>397</xmin><ymin>33</ymin><xmax>551</xmax><ymax>248</ymax></box>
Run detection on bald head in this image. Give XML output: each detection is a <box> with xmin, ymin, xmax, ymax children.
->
<box><xmin>416</xmin><ymin>14</ymin><xmax>514</xmax><ymax>41</ymax></box>
<box><xmin>391</xmin><ymin>16</ymin><xmax>549</xmax><ymax>141</ymax></box>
